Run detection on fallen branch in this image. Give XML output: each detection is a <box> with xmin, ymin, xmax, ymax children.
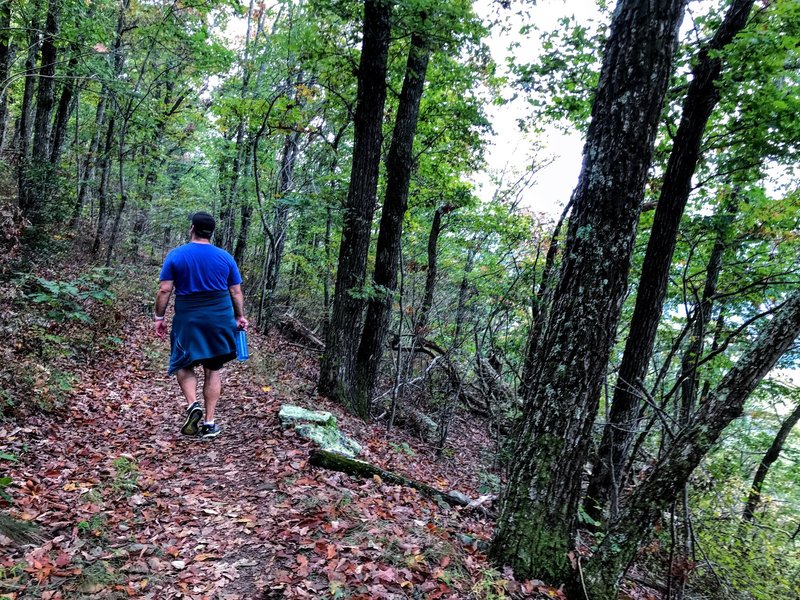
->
<box><xmin>309</xmin><ymin>449</ymin><xmax>495</xmax><ymax>517</ymax></box>
<box><xmin>276</xmin><ymin>313</ymin><xmax>325</xmax><ymax>351</ymax></box>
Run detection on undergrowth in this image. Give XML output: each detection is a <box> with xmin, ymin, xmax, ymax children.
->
<box><xmin>0</xmin><ymin>243</ymin><xmax>154</xmax><ymax>419</ymax></box>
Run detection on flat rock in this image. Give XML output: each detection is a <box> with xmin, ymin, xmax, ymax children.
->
<box><xmin>278</xmin><ymin>405</ymin><xmax>336</xmax><ymax>428</ymax></box>
<box><xmin>279</xmin><ymin>404</ymin><xmax>361</xmax><ymax>458</ymax></box>
<box><xmin>294</xmin><ymin>423</ymin><xmax>362</xmax><ymax>458</ymax></box>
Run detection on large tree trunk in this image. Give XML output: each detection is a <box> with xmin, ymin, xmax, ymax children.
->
<box><xmin>742</xmin><ymin>400</ymin><xmax>800</xmax><ymax>523</ymax></box>
<box><xmin>318</xmin><ymin>0</ymin><xmax>392</xmax><ymax>405</ymax></box>
<box><xmin>30</xmin><ymin>0</ymin><xmax>59</xmax><ymax>163</ymax></box>
<box><xmin>584</xmin><ymin>290</ymin><xmax>800</xmax><ymax>598</ymax></box>
<box><xmin>489</xmin><ymin>0</ymin><xmax>687</xmax><ymax>586</ymax></box>
<box><xmin>585</xmin><ymin>0</ymin><xmax>755</xmax><ymax>522</ymax></box>
<box><xmin>351</xmin><ymin>33</ymin><xmax>431</xmax><ymax>418</ymax></box>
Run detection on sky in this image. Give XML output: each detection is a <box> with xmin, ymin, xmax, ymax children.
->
<box><xmin>472</xmin><ymin>0</ymin><xmax>605</xmax><ymax>215</ymax></box>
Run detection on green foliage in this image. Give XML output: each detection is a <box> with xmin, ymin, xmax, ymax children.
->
<box><xmin>27</xmin><ymin>268</ymin><xmax>116</xmax><ymax>324</ymax></box>
<box><xmin>511</xmin><ymin>14</ymin><xmax>607</xmax><ymax>133</ymax></box>
<box><xmin>389</xmin><ymin>441</ymin><xmax>415</xmax><ymax>457</ymax></box>
<box><xmin>111</xmin><ymin>456</ymin><xmax>139</xmax><ymax>496</ymax></box>
<box><xmin>0</xmin><ymin>478</ymin><xmax>13</xmax><ymax>502</ymax></box>
<box><xmin>478</xmin><ymin>470</ymin><xmax>502</xmax><ymax>495</ymax></box>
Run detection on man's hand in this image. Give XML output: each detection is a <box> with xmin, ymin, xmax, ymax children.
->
<box><xmin>236</xmin><ymin>316</ymin><xmax>249</xmax><ymax>331</ymax></box>
<box><xmin>154</xmin><ymin>319</ymin><xmax>168</xmax><ymax>339</ymax></box>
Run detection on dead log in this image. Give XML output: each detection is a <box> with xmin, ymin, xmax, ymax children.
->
<box><xmin>309</xmin><ymin>449</ymin><xmax>495</xmax><ymax>517</ymax></box>
<box><xmin>276</xmin><ymin>312</ymin><xmax>324</xmax><ymax>352</ymax></box>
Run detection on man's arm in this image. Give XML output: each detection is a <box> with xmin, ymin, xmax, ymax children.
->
<box><xmin>229</xmin><ymin>284</ymin><xmax>248</xmax><ymax>331</ymax></box>
<box><xmin>154</xmin><ymin>280</ymin><xmax>174</xmax><ymax>339</ymax></box>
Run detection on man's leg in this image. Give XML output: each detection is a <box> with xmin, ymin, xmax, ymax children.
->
<box><xmin>176</xmin><ymin>367</ymin><xmax>198</xmax><ymax>407</ymax></box>
<box><xmin>202</xmin><ymin>367</ymin><xmax>221</xmax><ymax>423</ymax></box>
<box><xmin>177</xmin><ymin>367</ymin><xmax>203</xmax><ymax>436</ymax></box>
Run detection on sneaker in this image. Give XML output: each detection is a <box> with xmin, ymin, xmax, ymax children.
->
<box><xmin>181</xmin><ymin>401</ymin><xmax>203</xmax><ymax>436</ymax></box>
<box><xmin>200</xmin><ymin>423</ymin><xmax>221</xmax><ymax>439</ymax></box>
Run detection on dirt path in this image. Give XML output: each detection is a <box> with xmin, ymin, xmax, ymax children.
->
<box><xmin>1</xmin><ymin>314</ymin><xmax>531</xmax><ymax>599</ymax></box>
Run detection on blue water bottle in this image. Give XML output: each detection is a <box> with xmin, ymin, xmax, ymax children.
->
<box><xmin>235</xmin><ymin>329</ymin><xmax>249</xmax><ymax>361</ymax></box>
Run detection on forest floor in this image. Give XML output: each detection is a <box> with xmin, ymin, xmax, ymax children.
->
<box><xmin>0</xmin><ymin>261</ymin><xmax>569</xmax><ymax>599</ymax></box>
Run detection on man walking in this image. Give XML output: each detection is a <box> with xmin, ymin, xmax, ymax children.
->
<box><xmin>154</xmin><ymin>212</ymin><xmax>248</xmax><ymax>438</ymax></box>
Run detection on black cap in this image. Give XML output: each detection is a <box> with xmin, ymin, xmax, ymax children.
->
<box><xmin>191</xmin><ymin>211</ymin><xmax>215</xmax><ymax>238</ymax></box>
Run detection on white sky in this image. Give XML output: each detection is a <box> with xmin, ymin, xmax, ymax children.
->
<box><xmin>472</xmin><ymin>0</ymin><xmax>605</xmax><ymax>215</ymax></box>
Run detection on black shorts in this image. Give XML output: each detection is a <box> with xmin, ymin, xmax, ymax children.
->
<box><xmin>190</xmin><ymin>352</ymin><xmax>235</xmax><ymax>371</ymax></box>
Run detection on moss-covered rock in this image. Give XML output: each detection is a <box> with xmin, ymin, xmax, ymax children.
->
<box><xmin>278</xmin><ymin>404</ymin><xmax>362</xmax><ymax>458</ymax></box>
<box><xmin>294</xmin><ymin>424</ymin><xmax>362</xmax><ymax>458</ymax></box>
<box><xmin>278</xmin><ymin>404</ymin><xmax>336</xmax><ymax>428</ymax></box>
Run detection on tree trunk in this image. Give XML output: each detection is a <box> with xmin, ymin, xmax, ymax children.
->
<box><xmin>220</xmin><ymin>120</ymin><xmax>246</xmax><ymax>252</ymax></box>
<box><xmin>318</xmin><ymin>0</ymin><xmax>392</xmax><ymax>404</ymax></box>
<box><xmin>262</xmin><ymin>132</ymin><xmax>301</xmax><ymax>328</ymax></box>
<box><xmin>309</xmin><ymin>449</ymin><xmax>486</xmax><ymax>511</ymax></box>
<box><xmin>351</xmin><ymin>33</ymin><xmax>431</xmax><ymax>418</ymax></box>
<box><xmin>584</xmin><ymin>290</ymin><xmax>800</xmax><ymax>599</ymax></box>
<box><xmin>16</xmin><ymin>25</ymin><xmax>41</xmax><ymax>211</ymax></box>
<box><xmin>520</xmin><ymin>200</ymin><xmax>571</xmax><ymax>392</ymax></box>
<box><xmin>92</xmin><ymin>116</ymin><xmax>115</xmax><ymax>254</ymax></box>
<box><xmin>416</xmin><ymin>205</ymin><xmax>451</xmax><ymax>336</ymax></box>
<box><xmin>232</xmin><ymin>134</ymin><xmax>253</xmax><ymax>266</ymax></box>
<box><xmin>489</xmin><ymin>0</ymin><xmax>687</xmax><ymax>586</ymax></box>
<box><xmin>742</xmin><ymin>400</ymin><xmax>800</xmax><ymax>523</ymax></box>
<box><xmin>0</xmin><ymin>0</ymin><xmax>13</xmax><ymax>146</ymax></box>
<box><xmin>453</xmin><ymin>249</ymin><xmax>475</xmax><ymax>345</ymax></box>
<box><xmin>49</xmin><ymin>47</ymin><xmax>80</xmax><ymax>165</ymax></box>
<box><xmin>585</xmin><ymin>0</ymin><xmax>755</xmax><ymax>523</ymax></box>
<box><xmin>31</xmin><ymin>0</ymin><xmax>59</xmax><ymax>163</ymax></box>
<box><xmin>23</xmin><ymin>0</ymin><xmax>59</xmax><ymax>223</ymax></box>
<box><xmin>677</xmin><ymin>195</ymin><xmax>739</xmax><ymax>416</ymax></box>
<box><xmin>70</xmin><ymin>92</ymin><xmax>107</xmax><ymax>228</ymax></box>
<box><xmin>105</xmin><ymin>114</ymin><xmax>127</xmax><ymax>266</ymax></box>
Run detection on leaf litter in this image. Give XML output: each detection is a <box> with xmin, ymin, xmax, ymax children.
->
<box><xmin>1</xmin><ymin>294</ymin><xmax>565</xmax><ymax>599</ymax></box>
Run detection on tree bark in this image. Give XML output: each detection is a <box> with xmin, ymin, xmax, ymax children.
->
<box><xmin>584</xmin><ymin>289</ymin><xmax>800</xmax><ymax>599</ymax></box>
<box><xmin>585</xmin><ymin>0</ymin><xmax>755</xmax><ymax>522</ymax></box>
<box><xmin>262</xmin><ymin>131</ymin><xmax>301</xmax><ymax>328</ymax></box>
<box><xmin>70</xmin><ymin>92</ymin><xmax>107</xmax><ymax>228</ymax></box>
<box><xmin>318</xmin><ymin>0</ymin><xmax>392</xmax><ymax>404</ymax></box>
<box><xmin>220</xmin><ymin>120</ymin><xmax>246</xmax><ymax>252</ymax></box>
<box><xmin>351</xmin><ymin>33</ymin><xmax>431</xmax><ymax>418</ymax></box>
<box><xmin>416</xmin><ymin>205</ymin><xmax>451</xmax><ymax>336</ymax></box>
<box><xmin>16</xmin><ymin>24</ymin><xmax>41</xmax><ymax>211</ymax></box>
<box><xmin>0</xmin><ymin>0</ymin><xmax>13</xmax><ymax>147</ymax></box>
<box><xmin>489</xmin><ymin>0</ymin><xmax>687</xmax><ymax>586</ymax></box>
<box><xmin>309</xmin><ymin>448</ymin><xmax>489</xmax><ymax>511</ymax></box>
<box><xmin>742</xmin><ymin>400</ymin><xmax>800</xmax><ymax>523</ymax></box>
<box><xmin>677</xmin><ymin>195</ymin><xmax>739</xmax><ymax>416</ymax></box>
<box><xmin>31</xmin><ymin>0</ymin><xmax>59</xmax><ymax>163</ymax></box>
<box><xmin>49</xmin><ymin>46</ymin><xmax>80</xmax><ymax>165</ymax></box>
<box><xmin>520</xmin><ymin>199</ymin><xmax>571</xmax><ymax>392</ymax></box>
<box><xmin>92</xmin><ymin>116</ymin><xmax>115</xmax><ymax>254</ymax></box>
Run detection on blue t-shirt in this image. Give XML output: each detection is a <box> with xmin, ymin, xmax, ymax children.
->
<box><xmin>160</xmin><ymin>242</ymin><xmax>243</xmax><ymax>296</ymax></box>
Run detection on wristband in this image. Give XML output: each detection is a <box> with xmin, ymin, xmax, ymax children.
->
<box><xmin>154</xmin><ymin>314</ymin><xmax>165</xmax><ymax>321</ymax></box>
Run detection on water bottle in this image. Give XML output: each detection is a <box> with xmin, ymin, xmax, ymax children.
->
<box><xmin>235</xmin><ymin>329</ymin><xmax>249</xmax><ymax>361</ymax></box>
